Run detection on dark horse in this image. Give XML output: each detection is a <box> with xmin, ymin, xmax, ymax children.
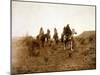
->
<box><xmin>53</xmin><ymin>28</ymin><xmax>59</xmax><ymax>44</ymax></box>
<box><xmin>37</xmin><ymin>29</ymin><xmax>50</xmax><ymax>47</ymax></box>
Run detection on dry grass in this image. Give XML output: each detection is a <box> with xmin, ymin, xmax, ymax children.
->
<box><xmin>12</xmin><ymin>31</ymin><xmax>96</xmax><ymax>74</ymax></box>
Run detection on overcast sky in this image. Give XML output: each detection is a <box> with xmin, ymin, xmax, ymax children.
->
<box><xmin>12</xmin><ymin>1</ymin><xmax>95</xmax><ymax>38</ymax></box>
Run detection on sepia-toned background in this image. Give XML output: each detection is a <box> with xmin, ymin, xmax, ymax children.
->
<box><xmin>12</xmin><ymin>1</ymin><xmax>95</xmax><ymax>37</ymax></box>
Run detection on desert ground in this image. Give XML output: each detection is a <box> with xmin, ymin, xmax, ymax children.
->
<box><xmin>12</xmin><ymin>31</ymin><xmax>96</xmax><ymax>74</ymax></box>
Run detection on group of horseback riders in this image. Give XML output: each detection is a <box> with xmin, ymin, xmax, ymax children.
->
<box><xmin>37</xmin><ymin>24</ymin><xmax>77</xmax><ymax>51</ymax></box>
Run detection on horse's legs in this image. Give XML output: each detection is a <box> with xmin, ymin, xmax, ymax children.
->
<box><xmin>43</xmin><ymin>40</ymin><xmax>45</xmax><ymax>47</ymax></box>
<box><xmin>64</xmin><ymin>41</ymin><xmax>66</xmax><ymax>50</ymax></box>
<box><xmin>70</xmin><ymin>40</ymin><xmax>73</xmax><ymax>51</ymax></box>
<box><xmin>71</xmin><ymin>39</ymin><xmax>75</xmax><ymax>51</ymax></box>
<box><xmin>54</xmin><ymin>39</ymin><xmax>56</xmax><ymax>45</ymax></box>
<box><xmin>41</xmin><ymin>40</ymin><xmax>44</xmax><ymax>47</ymax></box>
<box><xmin>55</xmin><ymin>39</ymin><xmax>58</xmax><ymax>45</ymax></box>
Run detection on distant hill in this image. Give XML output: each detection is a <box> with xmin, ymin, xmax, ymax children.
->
<box><xmin>78</xmin><ymin>31</ymin><xmax>96</xmax><ymax>38</ymax></box>
<box><xmin>75</xmin><ymin>31</ymin><xmax>96</xmax><ymax>46</ymax></box>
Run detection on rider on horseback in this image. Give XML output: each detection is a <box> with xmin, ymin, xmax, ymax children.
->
<box><xmin>62</xmin><ymin>24</ymin><xmax>77</xmax><ymax>51</ymax></box>
<box><xmin>46</xmin><ymin>29</ymin><xmax>51</xmax><ymax>43</ymax></box>
<box><xmin>64</xmin><ymin>24</ymin><xmax>72</xmax><ymax>39</ymax></box>
<box><xmin>61</xmin><ymin>24</ymin><xmax>72</xmax><ymax>42</ymax></box>
<box><xmin>61</xmin><ymin>24</ymin><xmax>72</xmax><ymax>50</ymax></box>
<box><xmin>39</xmin><ymin>27</ymin><xmax>44</xmax><ymax>37</ymax></box>
<box><xmin>38</xmin><ymin>27</ymin><xmax>45</xmax><ymax>47</ymax></box>
<box><xmin>53</xmin><ymin>28</ymin><xmax>59</xmax><ymax>44</ymax></box>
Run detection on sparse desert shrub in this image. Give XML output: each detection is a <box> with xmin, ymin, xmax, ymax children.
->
<box><xmin>77</xmin><ymin>37</ymin><xmax>94</xmax><ymax>45</ymax></box>
<box><xmin>12</xmin><ymin>31</ymin><xmax>96</xmax><ymax>74</ymax></box>
<box><xmin>21</xmin><ymin>36</ymin><xmax>40</xmax><ymax>56</ymax></box>
<box><xmin>79</xmin><ymin>38</ymin><xmax>85</xmax><ymax>45</ymax></box>
<box><xmin>88</xmin><ymin>35</ymin><xmax>95</xmax><ymax>43</ymax></box>
<box><xmin>21</xmin><ymin>36</ymin><xmax>40</xmax><ymax>48</ymax></box>
<box><xmin>81</xmin><ymin>50</ymin><xmax>89</xmax><ymax>56</ymax></box>
<box><xmin>89</xmin><ymin>36</ymin><xmax>93</xmax><ymax>42</ymax></box>
<box><xmin>14</xmin><ymin>36</ymin><xmax>40</xmax><ymax>57</ymax></box>
<box><xmin>76</xmin><ymin>31</ymin><xmax>96</xmax><ymax>45</ymax></box>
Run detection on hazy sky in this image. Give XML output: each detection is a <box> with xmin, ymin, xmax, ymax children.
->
<box><xmin>12</xmin><ymin>1</ymin><xmax>95</xmax><ymax>38</ymax></box>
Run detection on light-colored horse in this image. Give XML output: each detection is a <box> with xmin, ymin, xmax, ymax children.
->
<box><xmin>62</xmin><ymin>28</ymin><xmax>77</xmax><ymax>51</ymax></box>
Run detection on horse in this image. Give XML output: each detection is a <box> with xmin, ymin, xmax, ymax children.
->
<box><xmin>53</xmin><ymin>28</ymin><xmax>59</xmax><ymax>44</ymax></box>
<box><xmin>63</xmin><ymin>34</ymin><xmax>73</xmax><ymax>51</ymax></box>
<box><xmin>61</xmin><ymin>25</ymin><xmax>76</xmax><ymax>52</ymax></box>
<box><xmin>45</xmin><ymin>29</ymin><xmax>51</xmax><ymax>43</ymax></box>
<box><xmin>36</xmin><ymin>29</ymin><xmax>51</xmax><ymax>47</ymax></box>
